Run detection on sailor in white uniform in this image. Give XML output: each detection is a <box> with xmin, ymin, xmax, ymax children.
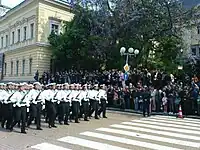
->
<box><xmin>89</xmin><ymin>84</ymin><xmax>99</xmax><ymax>119</ymax></box>
<box><xmin>56</xmin><ymin>84</ymin><xmax>69</xmax><ymax>125</ymax></box>
<box><xmin>81</xmin><ymin>84</ymin><xmax>89</xmax><ymax>121</ymax></box>
<box><xmin>98</xmin><ymin>84</ymin><xmax>108</xmax><ymax>118</ymax></box>
<box><xmin>10</xmin><ymin>83</ymin><xmax>30</xmax><ymax>134</ymax></box>
<box><xmin>43</xmin><ymin>83</ymin><xmax>57</xmax><ymax>128</ymax></box>
<box><xmin>1</xmin><ymin>82</ymin><xmax>15</xmax><ymax>129</ymax></box>
<box><xmin>27</xmin><ymin>82</ymin><xmax>44</xmax><ymax>130</ymax></box>
<box><xmin>69</xmin><ymin>84</ymin><xmax>80</xmax><ymax>123</ymax></box>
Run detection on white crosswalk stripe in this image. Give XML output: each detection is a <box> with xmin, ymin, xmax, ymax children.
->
<box><xmin>131</xmin><ymin>119</ymin><xmax>200</xmax><ymax>131</ymax></box>
<box><xmin>121</xmin><ymin>121</ymin><xmax>200</xmax><ymax>135</ymax></box>
<box><xmin>150</xmin><ymin>115</ymin><xmax>200</xmax><ymax>124</ymax></box>
<box><xmin>96</xmin><ymin>127</ymin><xmax>200</xmax><ymax>148</ymax></box>
<box><xmin>31</xmin><ymin>143</ymin><xmax>71</xmax><ymax>150</ymax></box>
<box><xmin>142</xmin><ymin>117</ymin><xmax>200</xmax><ymax>127</ymax></box>
<box><xmin>58</xmin><ymin>136</ymin><xmax>130</xmax><ymax>150</ymax></box>
<box><xmin>31</xmin><ymin>115</ymin><xmax>200</xmax><ymax>150</ymax></box>
<box><xmin>151</xmin><ymin>115</ymin><xmax>200</xmax><ymax>122</ymax></box>
<box><xmin>80</xmin><ymin>131</ymin><xmax>183</xmax><ymax>150</ymax></box>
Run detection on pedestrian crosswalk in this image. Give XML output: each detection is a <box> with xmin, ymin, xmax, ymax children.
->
<box><xmin>31</xmin><ymin>115</ymin><xmax>200</xmax><ymax>150</ymax></box>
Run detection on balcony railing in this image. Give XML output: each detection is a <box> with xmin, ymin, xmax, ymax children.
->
<box><xmin>0</xmin><ymin>38</ymin><xmax>36</xmax><ymax>53</ymax></box>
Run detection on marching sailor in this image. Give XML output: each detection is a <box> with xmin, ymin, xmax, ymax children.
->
<box><xmin>0</xmin><ymin>83</ymin><xmax>4</xmax><ymax>122</ymax></box>
<box><xmin>89</xmin><ymin>84</ymin><xmax>99</xmax><ymax>119</ymax></box>
<box><xmin>43</xmin><ymin>83</ymin><xmax>57</xmax><ymax>128</ymax></box>
<box><xmin>10</xmin><ymin>83</ymin><xmax>30</xmax><ymax>134</ymax></box>
<box><xmin>56</xmin><ymin>84</ymin><xmax>70</xmax><ymax>125</ymax></box>
<box><xmin>81</xmin><ymin>84</ymin><xmax>89</xmax><ymax>121</ymax></box>
<box><xmin>98</xmin><ymin>84</ymin><xmax>108</xmax><ymax>118</ymax></box>
<box><xmin>27</xmin><ymin>82</ymin><xmax>44</xmax><ymax>130</ymax></box>
<box><xmin>1</xmin><ymin>82</ymin><xmax>15</xmax><ymax>129</ymax></box>
<box><xmin>69</xmin><ymin>84</ymin><xmax>80</xmax><ymax>123</ymax></box>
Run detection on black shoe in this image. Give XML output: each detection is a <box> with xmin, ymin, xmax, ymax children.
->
<box><xmin>9</xmin><ymin>128</ymin><xmax>13</xmax><ymax>132</ymax></box>
<box><xmin>75</xmin><ymin>121</ymin><xmax>80</xmax><ymax>123</ymax></box>
<box><xmin>95</xmin><ymin>117</ymin><xmax>99</xmax><ymax>119</ymax></box>
<box><xmin>48</xmin><ymin>125</ymin><xmax>52</xmax><ymax>128</ymax></box>
<box><xmin>52</xmin><ymin>125</ymin><xmax>57</xmax><ymax>128</ymax></box>
<box><xmin>84</xmin><ymin>119</ymin><xmax>89</xmax><ymax>121</ymax></box>
<box><xmin>36</xmin><ymin>127</ymin><xmax>43</xmax><ymax>130</ymax></box>
<box><xmin>103</xmin><ymin>116</ymin><xmax>107</xmax><ymax>118</ymax></box>
<box><xmin>64</xmin><ymin>122</ymin><xmax>69</xmax><ymax>125</ymax></box>
<box><xmin>59</xmin><ymin>122</ymin><xmax>63</xmax><ymax>125</ymax></box>
<box><xmin>21</xmin><ymin>131</ymin><xmax>27</xmax><ymax>134</ymax></box>
<box><xmin>1</xmin><ymin>123</ymin><xmax>4</xmax><ymax>128</ymax></box>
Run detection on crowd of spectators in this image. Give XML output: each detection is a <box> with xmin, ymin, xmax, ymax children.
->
<box><xmin>34</xmin><ymin>69</ymin><xmax>199</xmax><ymax>116</ymax></box>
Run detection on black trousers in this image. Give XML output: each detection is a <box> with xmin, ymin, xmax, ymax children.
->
<box><xmin>98</xmin><ymin>98</ymin><xmax>107</xmax><ymax>117</ymax></box>
<box><xmin>72</xmin><ymin>101</ymin><xmax>80</xmax><ymax>122</ymax></box>
<box><xmin>58</xmin><ymin>102</ymin><xmax>70</xmax><ymax>123</ymax></box>
<box><xmin>82</xmin><ymin>101</ymin><xmax>89</xmax><ymax>120</ymax></box>
<box><xmin>47</xmin><ymin>102</ymin><xmax>57</xmax><ymax>126</ymax></box>
<box><xmin>143</xmin><ymin>100</ymin><xmax>150</xmax><ymax>117</ymax></box>
<box><xmin>89</xmin><ymin>99</ymin><xmax>99</xmax><ymax>118</ymax></box>
<box><xmin>0</xmin><ymin>103</ymin><xmax>2</xmax><ymax>121</ymax></box>
<box><xmin>1</xmin><ymin>103</ymin><xmax>13</xmax><ymax>129</ymax></box>
<box><xmin>11</xmin><ymin>106</ymin><xmax>26</xmax><ymax>132</ymax></box>
<box><xmin>27</xmin><ymin>103</ymin><xmax>42</xmax><ymax>128</ymax></box>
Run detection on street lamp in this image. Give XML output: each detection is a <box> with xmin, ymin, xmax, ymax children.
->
<box><xmin>178</xmin><ymin>49</ymin><xmax>184</xmax><ymax>70</ymax></box>
<box><xmin>120</xmin><ymin>47</ymin><xmax>139</xmax><ymax>64</ymax></box>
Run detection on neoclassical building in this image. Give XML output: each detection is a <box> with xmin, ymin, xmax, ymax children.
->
<box><xmin>0</xmin><ymin>0</ymin><xmax>74</xmax><ymax>82</ymax></box>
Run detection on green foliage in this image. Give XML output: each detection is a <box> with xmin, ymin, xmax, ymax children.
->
<box><xmin>48</xmin><ymin>0</ymin><xmax>195</xmax><ymax>72</ymax></box>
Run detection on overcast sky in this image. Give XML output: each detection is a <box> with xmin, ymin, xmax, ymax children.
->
<box><xmin>1</xmin><ymin>0</ymin><xmax>24</xmax><ymax>8</ymax></box>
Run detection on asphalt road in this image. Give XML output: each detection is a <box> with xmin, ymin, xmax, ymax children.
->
<box><xmin>0</xmin><ymin>111</ymin><xmax>200</xmax><ymax>150</ymax></box>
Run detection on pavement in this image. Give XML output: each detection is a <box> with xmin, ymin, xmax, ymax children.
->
<box><xmin>107</xmin><ymin>107</ymin><xmax>200</xmax><ymax>119</ymax></box>
<box><xmin>0</xmin><ymin>111</ymin><xmax>200</xmax><ymax>150</ymax></box>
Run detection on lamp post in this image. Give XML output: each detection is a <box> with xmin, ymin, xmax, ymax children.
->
<box><xmin>120</xmin><ymin>47</ymin><xmax>139</xmax><ymax>72</ymax></box>
<box><xmin>177</xmin><ymin>49</ymin><xmax>183</xmax><ymax>70</ymax></box>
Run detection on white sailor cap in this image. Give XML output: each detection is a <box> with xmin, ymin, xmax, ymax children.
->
<box><xmin>14</xmin><ymin>83</ymin><xmax>19</xmax><ymax>86</ymax></box>
<box><xmin>22</xmin><ymin>82</ymin><xmax>28</xmax><ymax>86</ymax></box>
<box><xmin>69</xmin><ymin>84</ymin><xmax>74</xmax><ymax>87</ymax></box>
<box><xmin>7</xmin><ymin>82</ymin><xmax>13</xmax><ymax>85</ymax></box>
<box><xmin>74</xmin><ymin>83</ymin><xmax>78</xmax><ymax>87</ymax></box>
<box><xmin>100</xmin><ymin>84</ymin><xmax>105</xmax><ymax>87</ymax></box>
<box><xmin>64</xmin><ymin>83</ymin><xmax>69</xmax><ymax>86</ymax></box>
<box><xmin>47</xmin><ymin>83</ymin><xmax>56</xmax><ymax>87</ymax></box>
<box><xmin>94</xmin><ymin>84</ymin><xmax>99</xmax><ymax>87</ymax></box>
<box><xmin>33</xmin><ymin>82</ymin><xmax>41</xmax><ymax>86</ymax></box>
<box><xmin>83</xmin><ymin>84</ymin><xmax>87</xmax><ymax>87</ymax></box>
<box><xmin>18</xmin><ymin>83</ymin><xmax>25</xmax><ymax>87</ymax></box>
<box><xmin>29</xmin><ymin>84</ymin><xmax>34</xmax><ymax>88</ymax></box>
<box><xmin>0</xmin><ymin>83</ymin><xmax>5</xmax><ymax>86</ymax></box>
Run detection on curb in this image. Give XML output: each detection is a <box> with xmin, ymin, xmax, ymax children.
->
<box><xmin>107</xmin><ymin>107</ymin><xmax>200</xmax><ymax>119</ymax></box>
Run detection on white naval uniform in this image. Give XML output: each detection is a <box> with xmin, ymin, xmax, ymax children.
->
<box><xmin>43</xmin><ymin>89</ymin><xmax>57</xmax><ymax>126</ymax></box>
<box><xmin>70</xmin><ymin>90</ymin><xmax>80</xmax><ymax>123</ymax></box>
<box><xmin>11</xmin><ymin>91</ymin><xmax>29</xmax><ymax>108</ymax></box>
<box><xmin>98</xmin><ymin>89</ymin><xmax>107</xmax><ymax>102</ymax></box>
<box><xmin>88</xmin><ymin>90</ymin><xmax>99</xmax><ymax>119</ymax></box>
<box><xmin>97</xmin><ymin>89</ymin><xmax>107</xmax><ymax>118</ymax></box>
<box><xmin>27</xmin><ymin>89</ymin><xmax>44</xmax><ymax>128</ymax></box>
<box><xmin>64</xmin><ymin>90</ymin><xmax>72</xmax><ymax>105</ymax></box>
<box><xmin>0</xmin><ymin>90</ymin><xmax>9</xmax><ymax>104</ymax></box>
<box><xmin>56</xmin><ymin>90</ymin><xmax>70</xmax><ymax>124</ymax></box>
<box><xmin>80</xmin><ymin>90</ymin><xmax>89</xmax><ymax>120</ymax></box>
<box><xmin>10</xmin><ymin>90</ymin><xmax>28</xmax><ymax>133</ymax></box>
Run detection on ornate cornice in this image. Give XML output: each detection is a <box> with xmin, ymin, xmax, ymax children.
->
<box><xmin>0</xmin><ymin>15</ymin><xmax>36</xmax><ymax>35</ymax></box>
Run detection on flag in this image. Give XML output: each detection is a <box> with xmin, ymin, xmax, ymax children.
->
<box><xmin>124</xmin><ymin>72</ymin><xmax>128</xmax><ymax>81</ymax></box>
